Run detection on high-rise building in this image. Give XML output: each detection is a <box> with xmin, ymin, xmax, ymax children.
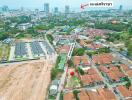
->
<box><xmin>119</xmin><ymin>5</ymin><xmax>123</xmax><ymax>11</ymax></box>
<box><xmin>20</xmin><ymin>7</ymin><xmax>24</xmax><ymax>12</ymax></box>
<box><xmin>2</xmin><ymin>5</ymin><xmax>9</xmax><ymax>12</ymax></box>
<box><xmin>44</xmin><ymin>3</ymin><xmax>49</xmax><ymax>13</ymax></box>
<box><xmin>54</xmin><ymin>7</ymin><xmax>58</xmax><ymax>13</ymax></box>
<box><xmin>35</xmin><ymin>9</ymin><xmax>39</xmax><ymax>14</ymax></box>
<box><xmin>65</xmin><ymin>5</ymin><xmax>70</xmax><ymax>14</ymax></box>
<box><xmin>0</xmin><ymin>7</ymin><xmax>2</xmax><ymax>12</ymax></box>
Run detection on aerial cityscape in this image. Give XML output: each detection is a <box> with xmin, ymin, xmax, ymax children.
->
<box><xmin>0</xmin><ymin>0</ymin><xmax>132</xmax><ymax>100</ymax></box>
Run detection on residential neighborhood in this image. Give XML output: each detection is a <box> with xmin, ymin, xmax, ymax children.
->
<box><xmin>0</xmin><ymin>0</ymin><xmax>132</xmax><ymax>100</ymax></box>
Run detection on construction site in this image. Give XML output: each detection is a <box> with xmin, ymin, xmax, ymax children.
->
<box><xmin>0</xmin><ymin>56</ymin><xmax>56</xmax><ymax>100</ymax></box>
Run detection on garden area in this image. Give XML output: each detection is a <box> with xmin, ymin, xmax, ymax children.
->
<box><xmin>51</xmin><ymin>54</ymin><xmax>67</xmax><ymax>80</ymax></box>
<box><xmin>65</xmin><ymin>69</ymin><xmax>81</xmax><ymax>89</ymax></box>
<box><xmin>57</xmin><ymin>53</ymin><xmax>67</xmax><ymax>70</ymax></box>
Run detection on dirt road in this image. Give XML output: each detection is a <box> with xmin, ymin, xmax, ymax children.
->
<box><xmin>0</xmin><ymin>59</ymin><xmax>54</xmax><ymax>100</ymax></box>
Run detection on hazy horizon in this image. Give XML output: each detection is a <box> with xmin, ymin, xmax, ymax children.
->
<box><xmin>0</xmin><ymin>0</ymin><xmax>132</xmax><ymax>11</ymax></box>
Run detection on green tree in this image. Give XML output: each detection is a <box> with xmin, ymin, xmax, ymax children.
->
<box><xmin>0</xmin><ymin>32</ymin><xmax>8</xmax><ymax>40</ymax></box>
<box><xmin>72</xmin><ymin>48</ymin><xmax>85</xmax><ymax>56</ymax></box>
<box><xmin>46</xmin><ymin>34</ymin><xmax>54</xmax><ymax>44</ymax></box>
<box><xmin>73</xmin><ymin>90</ymin><xmax>80</xmax><ymax>100</ymax></box>
<box><xmin>78</xmin><ymin>67</ymin><xmax>84</xmax><ymax>75</ymax></box>
<box><xmin>67</xmin><ymin>60</ymin><xmax>74</xmax><ymax>67</ymax></box>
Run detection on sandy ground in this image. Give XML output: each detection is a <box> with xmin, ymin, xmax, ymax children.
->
<box><xmin>0</xmin><ymin>59</ymin><xmax>54</xmax><ymax>100</ymax></box>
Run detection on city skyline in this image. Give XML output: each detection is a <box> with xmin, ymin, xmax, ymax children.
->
<box><xmin>0</xmin><ymin>0</ymin><xmax>132</xmax><ymax>11</ymax></box>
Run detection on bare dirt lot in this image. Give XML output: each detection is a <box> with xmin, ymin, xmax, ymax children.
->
<box><xmin>0</xmin><ymin>59</ymin><xmax>54</xmax><ymax>100</ymax></box>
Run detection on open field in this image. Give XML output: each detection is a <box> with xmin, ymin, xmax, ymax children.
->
<box><xmin>0</xmin><ymin>43</ymin><xmax>10</xmax><ymax>61</ymax></box>
<box><xmin>0</xmin><ymin>59</ymin><xmax>54</xmax><ymax>100</ymax></box>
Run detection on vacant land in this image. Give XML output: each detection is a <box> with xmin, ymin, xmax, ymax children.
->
<box><xmin>0</xmin><ymin>43</ymin><xmax>10</xmax><ymax>61</ymax></box>
<box><xmin>0</xmin><ymin>59</ymin><xmax>54</xmax><ymax>100</ymax></box>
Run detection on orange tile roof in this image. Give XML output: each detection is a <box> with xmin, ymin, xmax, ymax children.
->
<box><xmin>109</xmin><ymin>65</ymin><xmax>119</xmax><ymax>72</ymax></box>
<box><xmin>91</xmin><ymin>74</ymin><xmax>103</xmax><ymax>82</ymax></box>
<box><xmin>92</xmin><ymin>53</ymin><xmax>113</xmax><ymax>65</ymax></box>
<box><xmin>79</xmin><ymin>90</ymin><xmax>90</xmax><ymax>100</ymax></box>
<box><xmin>99</xmin><ymin>66</ymin><xmax>110</xmax><ymax>73</ymax></box>
<box><xmin>120</xmin><ymin>64</ymin><xmax>129</xmax><ymax>72</ymax></box>
<box><xmin>73</xmin><ymin>56</ymin><xmax>89</xmax><ymax>66</ymax></box>
<box><xmin>97</xmin><ymin>88</ymin><xmax>116</xmax><ymax>100</ymax></box>
<box><xmin>129</xmin><ymin>86</ymin><xmax>132</xmax><ymax>91</ymax></box>
<box><xmin>59</xmin><ymin>45</ymin><xmax>70</xmax><ymax>53</ymax></box>
<box><xmin>80</xmin><ymin>40</ymin><xmax>86</xmax><ymax>46</ymax></box>
<box><xmin>100</xmin><ymin>65</ymin><xmax>126</xmax><ymax>81</ymax></box>
<box><xmin>117</xmin><ymin>85</ymin><xmax>132</xmax><ymax>98</ymax></box>
<box><xmin>126</xmin><ymin>70</ymin><xmax>132</xmax><ymax>78</ymax></box>
<box><xmin>81</xmin><ymin>74</ymin><xmax>93</xmax><ymax>85</ymax></box>
<box><xmin>63</xmin><ymin>92</ymin><xmax>75</xmax><ymax>100</ymax></box>
<box><xmin>78</xmin><ymin>88</ymin><xmax>116</xmax><ymax>100</ymax></box>
<box><xmin>87</xmin><ymin>68</ymin><xmax>98</xmax><ymax>75</ymax></box>
<box><xmin>116</xmin><ymin>71</ymin><xmax>126</xmax><ymax>78</ymax></box>
<box><xmin>87</xmin><ymin>44</ymin><xmax>103</xmax><ymax>50</ymax></box>
<box><xmin>87</xmin><ymin>91</ymin><xmax>103</xmax><ymax>100</ymax></box>
<box><xmin>81</xmin><ymin>68</ymin><xmax>103</xmax><ymax>85</ymax></box>
<box><xmin>106</xmin><ymin>72</ymin><xmax>119</xmax><ymax>81</ymax></box>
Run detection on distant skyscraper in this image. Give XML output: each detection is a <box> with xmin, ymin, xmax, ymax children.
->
<box><xmin>35</xmin><ymin>9</ymin><xmax>39</xmax><ymax>14</ymax></box>
<box><xmin>0</xmin><ymin>7</ymin><xmax>2</xmax><ymax>12</ymax></box>
<box><xmin>20</xmin><ymin>7</ymin><xmax>24</xmax><ymax>12</ymax></box>
<box><xmin>119</xmin><ymin>5</ymin><xmax>123</xmax><ymax>11</ymax></box>
<box><xmin>2</xmin><ymin>5</ymin><xmax>9</xmax><ymax>12</ymax></box>
<box><xmin>54</xmin><ymin>7</ymin><xmax>59</xmax><ymax>13</ymax></box>
<box><xmin>44</xmin><ymin>3</ymin><xmax>49</xmax><ymax>13</ymax></box>
<box><xmin>65</xmin><ymin>5</ymin><xmax>70</xmax><ymax>14</ymax></box>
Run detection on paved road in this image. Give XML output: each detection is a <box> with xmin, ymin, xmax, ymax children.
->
<box><xmin>9</xmin><ymin>45</ymin><xmax>15</xmax><ymax>61</ymax></box>
<box><xmin>56</xmin><ymin>67</ymin><xmax>68</xmax><ymax>100</ymax></box>
<box><xmin>67</xmin><ymin>43</ymin><xmax>75</xmax><ymax>60</ymax></box>
<box><xmin>26</xmin><ymin>43</ymin><xmax>33</xmax><ymax>59</ymax></box>
<box><xmin>39</xmin><ymin>42</ymin><xmax>48</xmax><ymax>58</ymax></box>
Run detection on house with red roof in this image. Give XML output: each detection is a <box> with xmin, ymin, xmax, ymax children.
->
<box><xmin>116</xmin><ymin>85</ymin><xmax>132</xmax><ymax>99</ymax></box>
<box><xmin>92</xmin><ymin>53</ymin><xmax>113</xmax><ymax>65</ymax></box>
<box><xmin>80</xmin><ymin>68</ymin><xmax>104</xmax><ymax>86</ymax></box>
<box><xmin>99</xmin><ymin>65</ymin><xmax>126</xmax><ymax>84</ymax></box>
<box><xmin>78</xmin><ymin>88</ymin><xmax>116</xmax><ymax>100</ymax></box>
<box><xmin>73</xmin><ymin>56</ymin><xmax>90</xmax><ymax>68</ymax></box>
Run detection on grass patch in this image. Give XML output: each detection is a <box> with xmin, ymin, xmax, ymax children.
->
<box><xmin>16</xmin><ymin>33</ymin><xmax>32</xmax><ymax>39</ymax></box>
<box><xmin>66</xmin><ymin>76</ymin><xmax>81</xmax><ymax>88</ymax></box>
<box><xmin>0</xmin><ymin>43</ymin><xmax>10</xmax><ymax>61</ymax></box>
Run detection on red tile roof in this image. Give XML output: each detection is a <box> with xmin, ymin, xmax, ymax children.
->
<box><xmin>117</xmin><ymin>85</ymin><xmax>132</xmax><ymax>98</ymax></box>
<box><xmin>106</xmin><ymin>72</ymin><xmax>119</xmax><ymax>81</ymax></box>
<box><xmin>81</xmin><ymin>68</ymin><xmax>103</xmax><ymax>85</ymax></box>
<box><xmin>120</xmin><ymin>64</ymin><xmax>129</xmax><ymax>72</ymax></box>
<box><xmin>81</xmin><ymin>74</ymin><xmax>93</xmax><ymax>85</ymax></box>
<box><xmin>73</xmin><ymin>56</ymin><xmax>90</xmax><ymax>66</ymax></box>
<box><xmin>126</xmin><ymin>70</ymin><xmax>132</xmax><ymax>78</ymax></box>
<box><xmin>85</xmin><ymin>28</ymin><xmax>108</xmax><ymax>37</ymax></box>
<box><xmin>99</xmin><ymin>66</ymin><xmax>110</xmax><ymax>73</ymax></box>
<box><xmin>99</xmin><ymin>65</ymin><xmax>126</xmax><ymax>81</ymax></box>
<box><xmin>59</xmin><ymin>45</ymin><xmax>70</xmax><ymax>53</ymax></box>
<box><xmin>63</xmin><ymin>92</ymin><xmax>75</xmax><ymax>100</ymax></box>
<box><xmin>88</xmin><ymin>91</ymin><xmax>103</xmax><ymax>100</ymax></box>
<box><xmin>79</xmin><ymin>90</ymin><xmax>90</xmax><ymax>100</ymax></box>
<box><xmin>91</xmin><ymin>74</ymin><xmax>103</xmax><ymax>82</ymax></box>
<box><xmin>87</xmin><ymin>68</ymin><xmax>98</xmax><ymax>75</ymax></box>
<box><xmin>92</xmin><ymin>53</ymin><xmax>113</xmax><ymax>65</ymax></box>
<box><xmin>97</xmin><ymin>88</ymin><xmax>116</xmax><ymax>100</ymax></box>
<box><xmin>88</xmin><ymin>44</ymin><xmax>103</xmax><ymax>50</ymax></box>
<box><xmin>78</xmin><ymin>88</ymin><xmax>116</xmax><ymax>100</ymax></box>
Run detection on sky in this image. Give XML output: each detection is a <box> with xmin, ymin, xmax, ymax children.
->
<box><xmin>0</xmin><ymin>0</ymin><xmax>132</xmax><ymax>11</ymax></box>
